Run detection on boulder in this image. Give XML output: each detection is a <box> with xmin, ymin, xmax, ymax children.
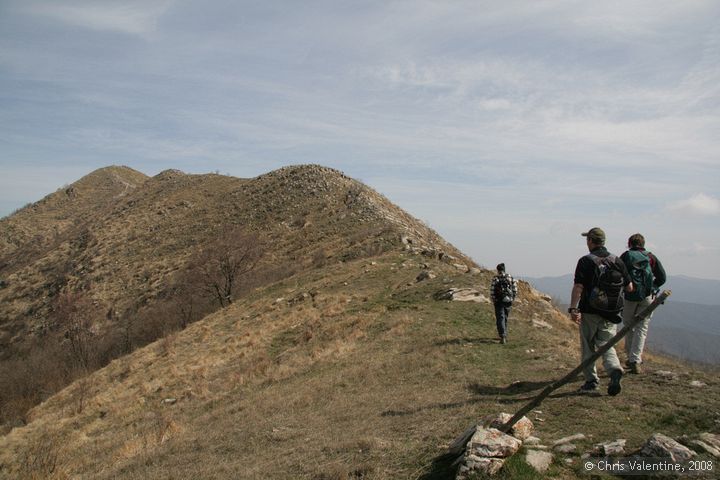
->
<box><xmin>698</xmin><ymin>433</ymin><xmax>720</xmax><ymax>450</ymax></box>
<box><xmin>654</xmin><ymin>370</ymin><xmax>679</xmax><ymax>380</ymax></box>
<box><xmin>434</xmin><ymin>288</ymin><xmax>490</xmax><ymax>304</ymax></box>
<box><xmin>524</xmin><ymin>436</ymin><xmax>542</xmax><ymax>446</ymax></box>
<box><xmin>525</xmin><ymin>450</ymin><xmax>553</xmax><ymax>473</ymax></box>
<box><xmin>688</xmin><ymin>433</ymin><xmax>720</xmax><ymax>458</ymax></box>
<box><xmin>416</xmin><ymin>270</ymin><xmax>436</xmax><ymax>282</ymax></box>
<box><xmin>689</xmin><ymin>440</ymin><xmax>720</xmax><ymax>458</ymax></box>
<box><xmin>466</xmin><ymin>428</ymin><xmax>522</xmax><ymax>458</ymax></box>
<box><xmin>482</xmin><ymin>413</ymin><xmax>535</xmax><ymax>441</ymax></box>
<box><xmin>531</xmin><ymin>318</ymin><xmax>553</xmax><ymax>329</ymax></box>
<box><xmin>593</xmin><ymin>439</ymin><xmax>626</xmax><ymax>456</ymax></box>
<box><xmin>456</xmin><ymin>455</ymin><xmax>504</xmax><ymax>479</ymax></box>
<box><xmin>552</xmin><ymin>433</ymin><xmax>586</xmax><ymax>446</ymax></box>
<box><xmin>554</xmin><ymin>443</ymin><xmax>577</xmax><ymax>454</ymax></box>
<box><xmin>640</xmin><ymin>433</ymin><xmax>696</xmax><ymax>463</ymax></box>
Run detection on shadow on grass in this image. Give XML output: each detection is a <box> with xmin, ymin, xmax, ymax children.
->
<box><xmin>417</xmin><ymin>452</ymin><xmax>459</xmax><ymax>480</ymax></box>
<box><xmin>382</xmin><ymin>380</ymin><xmax>555</xmax><ymax>417</ymax></box>
<box><xmin>433</xmin><ymin>337</ymin><xmax>499</xmax><ymax>347</ymax></box>
<box><xmin>468</xmin><ymin>380</ymin><xmax>552</xmax><ymax>396</ymax></box>
<box><xmin>381</xmin><ymin>399</ymin><xmax>479</xmax><ymax>417</ymax></box>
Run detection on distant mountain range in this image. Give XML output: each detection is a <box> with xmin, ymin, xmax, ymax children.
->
<box><xmin>522</xmin><ymin>274</ymin><xmax>720</xmax><ymax>306</ymax></box>
<box><xmin>523</xmin><ymin>274</ymin><xmax>720</xmax><ymax>365</ymax></box>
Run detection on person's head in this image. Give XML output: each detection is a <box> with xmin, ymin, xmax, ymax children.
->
<box><xmin>581</xmin><ymin>227</ymin><xmax>606</xmax><ymax>249</ymax></box>
<box><xmin>496</xmin><ymin>263</ymin><xmax>506</xmax><ymax>273</ymax></box>
<box><xmin>628</xmin><ymin>233</ymin><xmax>645</xmax><ymax>248</ymax></box>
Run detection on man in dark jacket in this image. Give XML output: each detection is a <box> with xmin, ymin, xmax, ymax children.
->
<box><xmin>489</xmin><ymin>263</ymin><xmax>518</xmax><ymax>344</ymax></box>
<box><xmin>620</xmin><ymin>233</ymin><xmax>666</xmax><ymax>374</ymax></box>
<box><xmin>568</xmin><ymin>228</ymin><xmax>634</xmax><ymax>396</ymax></box>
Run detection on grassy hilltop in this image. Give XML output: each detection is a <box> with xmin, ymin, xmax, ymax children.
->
<box><xmin>0</xmin><ymin>166</ymin><xmax>717</xmax><ymax>479</ymax></box>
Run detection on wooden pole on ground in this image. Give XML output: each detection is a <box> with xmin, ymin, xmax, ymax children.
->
<box><xmin>498</xmin><ymin>290</ymin><xmax>671</xmax><ymax>434</ymax></box>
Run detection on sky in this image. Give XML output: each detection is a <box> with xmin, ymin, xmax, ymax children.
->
<box><xmin>1</xmin><ymin>0</ymin><xmax>719</xmax><ymax>280</ymax></box>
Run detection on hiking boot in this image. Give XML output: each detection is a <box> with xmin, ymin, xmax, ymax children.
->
<box><xmin>578</xmin><ymin>381</ymin><xmax>599</xmax><ymax>394</ymax></box>
<box><xmin>608</xmin><ymin>369</ymin><xmax>623</xmax><ymax>396</ymax></box>
<box><xmin>628</xmin><ymin>362</ymin><xmax>641</xmax><ymax>374</ymax></box>
<box><xmin>500</xmin><ymin>336</ymin><xmax>507</xmax><ymax>344</ymax></box>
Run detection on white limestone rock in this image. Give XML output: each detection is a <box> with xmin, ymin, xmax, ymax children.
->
<box><xmin>640</xmin><ymin>433</ymin><xmax>696</xmax><ymax>463</ymax></box>
<box><xmin>482</xmin><ymin>413</ymin><xmax>535</xmax><ymax>441</ymax></box>
<box><xmin>525</xmin><ymin>450</ymin><xmax>553</xmax><ymax>473</ymax></box>
<box><xmin>466</xmin><ymin>428</ymin><xmax>522</xmax><ymax>459</ymax></box>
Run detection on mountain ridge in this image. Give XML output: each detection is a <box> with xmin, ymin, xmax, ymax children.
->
<box><xmin>1</xmin><ymin>165</ymin><xmax>717</xmax><ymax>479</ymax></box>
<box><xmin>0</xmin><ymin>164</ymin><xmax>467</xmax><ymax>353</ymax></box>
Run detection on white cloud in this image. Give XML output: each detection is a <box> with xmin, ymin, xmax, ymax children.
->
<box><xmin>665</xmin><ymin>242</ymin><xmax>719</xmax><ymax>257</ymax></box>
<box><xmin>668</xmin><ymin>193</ymin><xmax>720</xmax><ymax>216</ymax></box>
<box><xmin>569</xmin><ymin>0</ymin><xmax>716</xmax><ymax>38</ymax></box>
<box><xmin>22</xmin><ymin>1</ymin><xmax>173</xmax><ymax>37</ymax></box>
<box><xmin>1</xmin><ymin>0</ymin><xmax>719</xmax><ymax>277</ymax></box>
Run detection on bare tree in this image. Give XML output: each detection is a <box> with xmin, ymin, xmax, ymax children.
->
<box><xmin>172</xmin><ymin>279</ymin><xmax>200</xmax><ymax>329</ymax></box>
<box><xmin>53</xmin><ymin>292</ymin><xmax>97</xmax><ymax>373</ymax></box>
<box><xmin>190</xmin><ymin>227</ymin><xmax>263</xmax><ymax>308</ymax></box>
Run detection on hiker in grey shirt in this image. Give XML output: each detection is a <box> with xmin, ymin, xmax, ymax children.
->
<box><xmin>620</xmin><ymin>233</ymin><xmax>666</xmax><ymax>374</ymax></box>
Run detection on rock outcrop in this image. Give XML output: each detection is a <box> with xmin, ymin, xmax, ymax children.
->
<box><xmin>453</xmin><ymin>414</ymin><xmax>534</xmax><ymax>478</ymax></box>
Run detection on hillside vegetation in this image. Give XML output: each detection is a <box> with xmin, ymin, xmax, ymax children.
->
<box><xmin>0</xmin><ymin>165</ymin><xmax>464</xmax><ymax>428</ymax></box>
<box><xmin>0</xmin><ymin>166</ymin><xmax>718</xmax><ymax>479</ymax></box>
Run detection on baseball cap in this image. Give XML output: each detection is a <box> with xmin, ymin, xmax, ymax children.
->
<box><xmin>581</xmin><ymin>227</ymin><xmax>606</xmax><ymax>242</ymax></box>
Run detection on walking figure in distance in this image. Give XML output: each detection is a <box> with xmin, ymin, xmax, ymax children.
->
<box><xmin>490</xmin><ymin>263</ymin><xmax>518</xmax><ymax>344</ymax></box>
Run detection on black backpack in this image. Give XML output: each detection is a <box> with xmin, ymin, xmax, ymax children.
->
<box><xmin>494</xmin><ymin>275</ymin><xmax>515</xmax><ymax>304</ymax></box>
<box><xmin>586</xmin><ymin>254</ymin><xmax>624</xmax><ymax>320</ymax></box>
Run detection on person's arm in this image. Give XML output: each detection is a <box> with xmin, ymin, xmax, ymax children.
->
<box><xmin>651</xmin><ymin>254</ymin><xmax>667</xmax><ymax>288</ymax></box>
<box><xmin>570</xmin><ymin>283</ymin><xmax>583</xmax><ymax>325</ymax></box>
<box><xmin>489</xmin><ymin>277</ymin><xmax>497</xmax><ymax>303</ymax></box>
<box><xmin>618</xmin><ymin>258</ymin><xmax>635</xmax><ymax>293</ymax></box>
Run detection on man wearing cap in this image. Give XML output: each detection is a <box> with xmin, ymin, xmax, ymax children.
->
<box><xmin>568</xmin><ymin>227</ymin><xmax>634</xmax><ymax>396</ymax></box>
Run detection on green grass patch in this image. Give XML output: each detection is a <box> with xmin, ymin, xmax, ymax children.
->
<box><xmin>268</xmin><ymin>328</ymin><xmax>301</xmax><ymax>360</ymax></box>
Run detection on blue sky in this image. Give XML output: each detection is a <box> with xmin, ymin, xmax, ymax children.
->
<box><xmin>1</xmin><ymin>0</ymin><xmax>719</xmax><ymax>280</ymax></box>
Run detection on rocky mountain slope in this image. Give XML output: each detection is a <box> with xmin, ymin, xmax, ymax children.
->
<box><xmin>0</xmin><ymin>165</ymin><xmax>464</xmax><ymax>356</ymax></box>
<box><xmin>0</xmin><ymin>166</ymin><xmax>717</xmax><ymax>479</ymax></box>
<box><xmin>0</xmin><ymin>164</ymin><xmax>469</xmax><ymax>429</ymax></box>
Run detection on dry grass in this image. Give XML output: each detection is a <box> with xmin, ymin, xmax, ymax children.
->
<box><xmin>1</xmin><ymin>252</ymin><xmax>716</xmax><ymax>479</ymax></box>
<box><xmin>0</xmin><ymin>164</ymin><xmax>468</xmax><ymax>428</ymax></box>
<box><xmin>1</xmin><ymin>165</ymin><xmax>717</xmax><ymax>479</ymax></box>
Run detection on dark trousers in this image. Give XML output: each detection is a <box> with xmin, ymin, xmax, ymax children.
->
<box><xmin>494</xmin><ymin>302</ymin><xmax>511</xmax><ymax>338</ymax></box>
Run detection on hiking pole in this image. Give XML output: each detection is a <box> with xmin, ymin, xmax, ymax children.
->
<box><xmin>498</xmin><ymin>290</ymin><xmax>671</xmax><ymax>434</ymax></box>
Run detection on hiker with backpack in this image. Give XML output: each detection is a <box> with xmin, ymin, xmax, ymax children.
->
<box><xmin>568</xmin><ymin>228</ymin><xmax>634</xmax><ymax>396</ymax></box>
<box><xmin>620</xmin><ymin>233</ymin><xmax>666</xmax><ymax>374</ymax></box>
<box><xmin>490</xmin><ymin>263</ymin><xmax>518</xmax><ymax>344</ymax></box>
